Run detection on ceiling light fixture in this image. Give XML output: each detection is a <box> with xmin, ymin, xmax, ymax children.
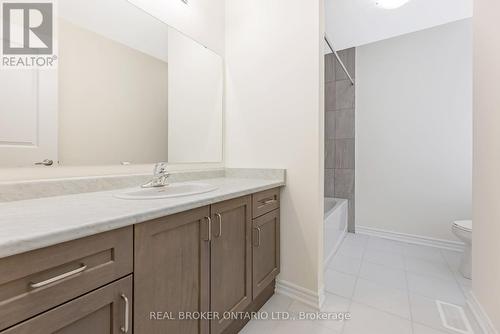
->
<box><xmin>181</xmin><ymin>0</ymin><xmax>188</xmax><ymax>4</ymax></box>
<box><xmin>375</xmin><ymin>0</ymin><xmax>410</xmax><ymax>9</ymax></box>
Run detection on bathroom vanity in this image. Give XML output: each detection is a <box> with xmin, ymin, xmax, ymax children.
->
<box><xmin>0</xmin><ymin>173</ymin><xmax>283</xmax><ymax>334</ymax></box>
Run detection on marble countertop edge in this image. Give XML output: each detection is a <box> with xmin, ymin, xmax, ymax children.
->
<box><xmin>0</xmin><ymin>177</ymin><xmax>284</xmax><ymax>258</ymax></box>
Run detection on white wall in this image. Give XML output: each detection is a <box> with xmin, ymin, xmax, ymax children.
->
<box><xmin>58</xmin><ymin>20</ymin><xmax>168</xmax><ymax>165</ymax></box>
<box><xmin>60</xmin><ymin>0</ymin><xmax>169</xmax><ymax>62</ymax></box>
<box><xmin>225</xmin><ymin>0</ymin><xmax>325</xmax><ymax>301</ymax></box>
<box><xmin>326</xmin><ymin>0</ymin><xmax>472</xmax><ymax>50</ymax></box>
<box><xmin>356</xmin><ymin>19</ymin><xmax>472</xmax><ymax>241</ymax></box>
<box><xmin>473</xmin><ymin>0</ymin><xmax>500</xmax><ymax>330</ymax></box>
<box><xmin>128</xmin><ymin>0</ymin><xmax>225</xmax><ymax>55</ymax></box>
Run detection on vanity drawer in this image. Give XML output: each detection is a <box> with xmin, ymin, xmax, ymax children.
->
<box><xmin>252</xmin><ymin>188</ymin><xmax>280</xmax><ymax>218</ymax></box>
<box><xmin>0</xmin><ymin>275</ymin><xmax>133</xmax><ymax>334</ymax></box>
<box><xmin>0</xmin><ymin>227</ymin><xmax>133</xmax><ymax>331</ymax></box>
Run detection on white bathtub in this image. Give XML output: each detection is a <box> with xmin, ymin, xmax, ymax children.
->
<box><xmin>324</xmin><ymin>198</ymin><xmax>348</xmax><ymax>265</ymax></box>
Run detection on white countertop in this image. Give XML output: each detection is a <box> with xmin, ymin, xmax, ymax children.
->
<box><xmin>0</xmin><ymin>177</ymin><xmax>284</xmax><ymax>258</ymax></box>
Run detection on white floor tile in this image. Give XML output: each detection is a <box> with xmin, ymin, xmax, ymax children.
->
<box><xmin>410</xmin><ymin>294</ymin><xmax>482</xmax><ymax>334</ymax></box>
<box><xmin>327</xmin><ymin>253</ymin><xmax>362</xmax><ymax>275</ymax></box>
<box><xmin>405</xmin><ymin>257</ymin><xmax>456</xmax><ymax>281</ymax></box>
<box><xmin>366</xmin><ymin>236</ymin><xmax>406</xmax><ymax>254</ymax></box>
<box><xmin>272</xmin><ymin>320</ymin><xmax>339</xmax><ymax>334</ymax></box>
<box><xmin>454</xmin><ymin>272</ymin><xmax>472</xmax><ymax>294</ymax></box>
<box><xmin>358</xmin><ymin>261</ymin><xmax>407</xmax><ymax>290</ymax></box>
<box><xmin>322</xmin><ymin>293</ymin><xmax>351</xmax><ymax>312</ymax></box>
<box><xmin>261</xmin><ymin>294</ymin><xmax>294</xmax><ymax>313</ymax></box>
<box><xmin>239</xmin><ymin>318</ymin><xmax>279</xmax><ymax>334</ymax></box>
<box><xmin>288</xmin><ymin>300</ymin><xmax>317</xmax><ymax>313</ymax></box>
<box><xmin>345</xmin><ymin>232</ymin><xmax>369</xmax><ymax>244</ymax></box>
<box><xmin>363</xmin><ymin>248</ymin><xmax>406</xmax><ymax>269</ymax></box>
<box><xmin>353</xmin><ymin>278</ymin><xmax>411</xmax><ymax>319</ymax></box>
<box><xmin>413</xmin><ymin>323</ymin><xmax>454</xmax><ymax>334</ymax></box>
<box><xmin>407</xmin><ymin>273</ymin><xmax>465</xmax><ymax>305</ymax></box>
<box><xmin>325</xmin><ymin>269</ymin><xmax>357</xmax><ymax>298</ymax></box>
<box><xmin>343</xmin><ymin>303</ymin><xmax>412</xmax><ymax>334</ymax></box>
<box><xmin>338</xmin><ymin>237</ymin><xmax>366</xmax><ymax>259</ymax></box>
<box><xmin>441</xmin><ymin>250</ymin><xmax>463</xmax><ymax>271</ymax></box>
<box><xmin>404</xmin><ymin>244</ymin><xmax>446</xmax><ymax>264</ymax></box>
<box><xmin>243</xmin><ymin>299</ymin><xmax>343</xmax><ymax>334</ymax></box>
<box><xmin>320</xmin><ymin>293</ymin><xmax>351</xmax><ymax>332</ymax></box>
<box><xmin>410</xmin><ymin>294</ymin><xmax>456</xmax><ymax>334</ymax></box>
<box><xmin>241</xmin><ymin>238</ymin><xmax>478</xmax><ymax>334</ymax></box>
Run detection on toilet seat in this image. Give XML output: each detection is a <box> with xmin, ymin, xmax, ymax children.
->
<box><xmin>453</xmin><ymin>220</ymin><xmax>472</xmax><ymax>232</ymax></box>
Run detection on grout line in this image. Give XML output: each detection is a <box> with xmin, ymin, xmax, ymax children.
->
<box><xmin>340</xmin><ymin>234</ymin><xmax>369</xmax><ymax>334</ymax></box>
<box><xmin>344</xmin><ymin>236</ymin><xmax>417</xmax><ymax>327</ymax></box>
<box><xmin>403</xmin><ymin>245</ymin><xmax>416</xmax><ymax>334</ymax></box>
<box><xmin>338</xmin><ymin>235</ymin><xmax>471</xmax><ymax>333</ymax></box>
<box><xmin>440</xmin><ymin>249</ymin><xmax>469</xmax><ymax>297</ymax></box>
<box><xmin>351</xmin><ymin>236</ymin><xmax>473</xmax><ymax>334</ymax></box>
<box><xmin>438</xmin><ymin>248</ymin><xmax>482</xmax><ymax>334</ymax></box>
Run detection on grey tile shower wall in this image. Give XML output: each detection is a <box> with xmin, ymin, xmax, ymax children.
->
<box><xmin>325</xmin><ymin>48</ymin><xmax>356</xmax><ymax>232</ymax></box>
<box><xmin>325</xmin><ymin>53</ymin><xmax>336</xmax><ymax>197</ymax></box>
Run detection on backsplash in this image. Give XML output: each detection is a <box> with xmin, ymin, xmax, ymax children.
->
<box><xmin>0</xmin><ymin>168</ymin><xmax>287</xmax><ymax>202</ymax></box>
<box><xmin>0</xmin><ymin>169</ymin><xmax>225</xmax><ymax>202</ymax></box>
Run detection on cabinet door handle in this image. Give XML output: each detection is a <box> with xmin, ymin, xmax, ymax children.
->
<box><xmin>204</xmin><ymin>216</ymin><xmax>212</xmax><ymax>241</ymax></box>
<box><xmin>29</xmin><ymin>264</ymin><xmax>87</xmax><ymax>288</ymax></box>
<box><xmin>255</xmin><ymin>227</ymin><xmax>262</xmax><ymax>247</ymax></box>
<box><xmin>215</xmin><ymin>213</ymin><xmax>222</xmax><ymax>238</ymax></box>
<box><xmin>120</xmin><ymin>294</ymin><xmax>130</xmax><ymax>333</ymax></box>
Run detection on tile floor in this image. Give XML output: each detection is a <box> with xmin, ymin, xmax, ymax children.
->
<box><xmin>240</xmin><ymin>233</ymin><xmax>482</xmax><ymax>334</ymax></box>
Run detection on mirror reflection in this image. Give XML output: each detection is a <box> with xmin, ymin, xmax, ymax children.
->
<box><xmin>0</xmin><ymin>0</ymin><xmax>223</xmax><ymax>167</ymax></box>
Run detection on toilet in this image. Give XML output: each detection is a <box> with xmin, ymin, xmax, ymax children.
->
<box><xmin>452</xmin><ymin>220</ymin><xmax>472</xmax><ymax>279</ymax></box>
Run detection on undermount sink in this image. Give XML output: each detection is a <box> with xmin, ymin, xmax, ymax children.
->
<box><xmin>114</xmin><ymin>182</ymin><xmax>218</xmax><ymax>200</ymax></box>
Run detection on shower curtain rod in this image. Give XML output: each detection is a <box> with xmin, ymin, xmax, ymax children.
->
<box><xmin>324</xmin><ymin>35</ymin><xmax>355</xmax><ymax>86</ymax></box>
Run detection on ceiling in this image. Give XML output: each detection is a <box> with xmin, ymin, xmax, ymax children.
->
<box><xmin>326</xmin><ymin>0</ymin><xmax>473</xmax><ymax>50</ymax></box>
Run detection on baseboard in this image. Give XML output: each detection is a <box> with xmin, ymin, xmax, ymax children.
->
<box><xmin>466</xmin><ymin>291</ymin><xmax>499</xmax><ymax>334</ymax></box>
<box><xmin>356</xmin><ymin>226</ymin><xmax>465</xmax><ymax>252</ymax></box>
<box><xmin>275</xmin><ymin>279</ymin><xmax>322</xmax><ymax>310</ymax></box>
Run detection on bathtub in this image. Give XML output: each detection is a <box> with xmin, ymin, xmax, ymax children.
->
<box><xmin>324</xmin><ymin>198</ymin><xmax>348</xmax><ymax>265</ymax></box>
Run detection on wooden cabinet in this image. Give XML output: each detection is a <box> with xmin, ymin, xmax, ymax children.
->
<box><xmin>0</xmin><ymin>227</ymin><xmax>133</xmax><ymax>331</ymax></box>
<box><xmin>210</xmin><ymin>196</ymin><xmax>252</xmax><ymax>334</ymax></box>
<box><xmin>133</xmin><ymin>196</ymin><xmax>253</xmax><ymax>334</ymax></box>
<box><xmin>134</xmin><ymin>206</ymin><xmax>211</xmax><ymax>334</ymax></box>
<box><xmin>252</xmin><ymin>188</ymin><xmax>280</xmax><ymax>219</ymax></box>
<box><xmin>0</xmin><ymin>188</ymin><xmax>281</xmax><ymax>334</ymax></box>
<box><xmin>252</xmin><ymin>209</ymin><xmax>280</xmax><ymax>298</ymax></box>
<box><xmin>0</xmin><ymin>275</ymin><xmax>133</xmax><ymax>334</ymax></box>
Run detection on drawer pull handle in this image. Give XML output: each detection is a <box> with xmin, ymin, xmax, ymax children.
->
<box><xmin>255</xmin><ymin>227</ymin><xmax>262</xmax><ymax>247</ymax></box>
<box><xmin>204</xmin><ymin>216</ymin><xmax>212</xmax><ymax>241</ymax></box>
<box><xmin>258</xmin><ymin>198</ymin><xmax>277</xmax><ymax>208</ymax></box>
<box><xmin>30</xmin><ymin>264</ymin><xmax>87</xmax><ymax>289</ymax></box>
<box><xmin>215</xmin><ymin>213</ymin><xmax>222</xmax><ymax>238</ymax></box>
<box><xmin>121</xmin><ymin>293</ymin><xmax>130</xmax><ymax>333</ymax></box>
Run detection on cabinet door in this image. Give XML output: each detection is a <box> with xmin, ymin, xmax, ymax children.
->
<box><xmin>210</xmin><ymin>196</ymin><xmax>252</xmax><ymax>334</ymax></box>
<box><xmin>0</xmin><ymin>276</ymin><xmax>132</xmax><ymax>334</ymax></box>
<box><xmin>0</xmin><ymin>227</ymin><xmax>133</xmax><ymax>331</ymax></box>
<box><xmin>252</xmin><ymin>210</ymin><xmax>280</xmax><ymax>298</ymax></box>
<box><xmin>134</xmin><ymin>206</ymin><xmax>211</xmax><ymax>334</ymax></box>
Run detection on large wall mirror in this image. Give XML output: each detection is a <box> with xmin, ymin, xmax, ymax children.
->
<box><xmin>0</xmin><ymin>0</ymin><xmax>223</xmax><ymax>168</ymax></box>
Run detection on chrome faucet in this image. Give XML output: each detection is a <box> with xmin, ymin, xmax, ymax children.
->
<box><xmin>142</xmin><ymin>162</ymin><xmax>170</xmax><ymax>188</ymax></box>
